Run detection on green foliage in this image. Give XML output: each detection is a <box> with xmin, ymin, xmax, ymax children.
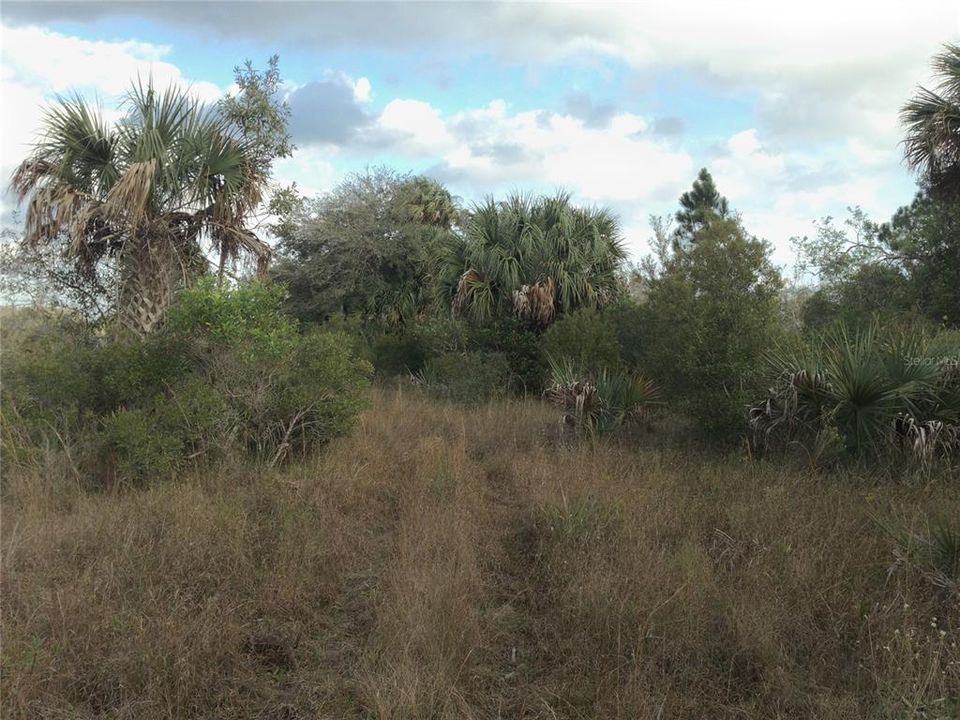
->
<box><xmin>218</xmin><ymin>55</ymin><xmax>294</xmax><ymax>178</ymax></box>
<box><xmin>162</xmin><ymin>280</ymin><xmax>371</xmax><ymax>463</ymax></box>
<box><xmin>442</xmin><ymin>191</ymin><xmax>626</xmax><ymax>327</ymax></box>
<box><xmin>100</xmin><ymin>404</ymin><xmax>185</xmax><ymax>482</ymax></box>
<box><xmin>545</xmin><ymin>358</ymin><xmax>661</xmax><ymax>436</ymax></box>
<box><xmin>674</xmin><ymin>168</ymin><xmax>730</xmax><ymax>248</ymax></box>
<box><xmin>369</xmin><ymin>332</ymin><xmax>432</xmax><ymax>378</ymax></box>
<box><xmin>604</xmin><ymin>298</ymin><xmax>647</xmax><ymax>370</ymax></box>
<box><xmin>901</xmin><ymin>42</ymin><xmax>960</xmax><ymax>199</ymax></box>
<box><xmin>272</xmin><ymin>167</ymin><xmax>459</xmax><ymax>326</ymax></box>
<box><xmin>361</xmin><ymin>316</ymin><xmax>546</xmax><ymax>394</ymax></box>
<box><xmin>751</xmin><ymin>323</ymin><xmax>960</xmax><ymax>462</ymax></box>
<box><xmin>794</xmin><ymin>209</ymin><xmax>922</xmax><ymax>330</ymax></box>
<box><xmin>542</xmin><ymin>308</ymin><xmax>623</xmax><ymax>375</ymax></box>
<box><xmin>640</xmin><ymin>218</ymin><xmax>784</xmax><ymax>444</ymax></box>
<box><xmin>2</xmin><ymin>282</ymin><xmax>371</xmax><ymax>483</ymax></box>
<box><xmin>414</xmin><ymin>351</ymin><xmax>512</xmax><ymax>402</ymax></box>
<box><xmin>878</xmin><ymin>192</ymin><xmax>960</xmax><ymax>327</ymax></box>
<box><xmin>464</xmin><ymin>319</ymin><xmax>547</xmax><ymax>394</ymax></box>
<box><xmin>166</xmin><ymin>279</ymin><xmax>298</xmax><ymax>352</ymax></box>
<box><xmin>795</xmin><ymin>196</ymin><xmax>960</xmax><ymax>331</ymax></box>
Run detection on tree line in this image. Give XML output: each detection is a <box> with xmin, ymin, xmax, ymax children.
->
<box><xmin>2</xmin><ymin>45</ymin><xmax>959</xmax><ymax>466</ymax></box>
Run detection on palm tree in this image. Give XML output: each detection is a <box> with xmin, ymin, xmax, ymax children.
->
<box><xmin>12</xmin><ymin>81</ymin><xmax>270</xmax><ymax>336</ymax></box>
<box><xmin>443</xmin><ymin>191</ymin><xmax>626</xmax><ymax>328</ymax></box>
<box><xmin>901</xmin><ymin>43</ymin><xmax>960</xmax><ymax>198</ymax></box>
<box><xmin>399</xmin><ymin>176</ymin><xmax>460</xmax><ymax>229</ymax></box>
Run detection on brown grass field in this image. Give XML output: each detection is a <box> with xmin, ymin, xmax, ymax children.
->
<box><xmin>2</xmin><ymin>388</ymin><xmax>958</xmax><ymax>719</ymax></box>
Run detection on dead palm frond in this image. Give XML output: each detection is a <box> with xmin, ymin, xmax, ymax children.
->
<box><xmin>513</xmin><ymin>276</ymin><xmax>556</xmax><ymax>327</ymax></box>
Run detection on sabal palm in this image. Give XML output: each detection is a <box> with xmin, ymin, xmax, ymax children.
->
<box><xmin>444</xmin><ymin>192</ymin><xmax>625</xmax><ymax>327</ymax></box>
<box><xmin>401</xmin><ymin>177</ymin><xmax>459</xmax><ymax>229</ymax></box>
<box><xmin>12</xmin><ymin>82</ymin><xmax>270</xmax><ymax>335</ymax></box>
<box><xmin>901</xmin><ymin>43</ymin><xmax>960</xmax><ymax>197</ymax></box>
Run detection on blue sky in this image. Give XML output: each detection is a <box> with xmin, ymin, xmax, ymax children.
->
<box><xmin>2</xmin><ymin>1</ymin><xmax>959</xmax><ymax>269</ymax></box>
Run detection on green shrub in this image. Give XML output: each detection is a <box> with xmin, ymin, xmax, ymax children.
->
<box><xmin>542</xmin><ymin>308</ymin><xmax>623</xmax><ymax>375</ymax></box>
<box><xmin>750</xmin><ymin>323</ymin><xmax>960</xmax><ymax>462</ymax></box>
<box><xmin>369</xmin><ymin>332</ymin><xmax>431</xmax><ymax>377</ymax></box>
<box><xmin>415</xmin><ymin>351</ymin><xmax>511</xmax><ymax>402</ymax></box>
<box><xmin>1</xmin><ymin>311</ymin><xmax>99</xmax><ymax>415</ymax></box>
<box><xmin>99</xmin><ymin>403</ymin><xmax>185</xmax><ymax>483</ymax></box>
<box><xmin>604</xmin><ymin>298</ymin><xmax>647</xmax><ymax>370</ymax></box>
<box><xmin>368</xmin><ymin>317</ymin><xmax>546</xmax><ymax>394</ymax></box>
<box><xmin>1</xmin><ymin>281</ymin><xmax>372</xmax><ymax>482</ymax></box>
<box><xmin>466</xmin><ymin>319</ymin><xmax>546</xmax><ymax>394</ymax></box>
<box><xmin>0</xmin><ymin>312</ymin><xmax>102</xmax><ymax>460</ymax></box>
<box><xmin>545</xmin><ymin>358</ymin><xmax>661</xmax><ymax>435</ymax></box>
<box><xmin>415</xmin><ymin>318</ymin><xmax>472</xmax><ymax>356</ymax></box>
<box><xmin>163</xmin><ymin>280</ymin><xmax>372</xmax><ymax>464</ymax></box>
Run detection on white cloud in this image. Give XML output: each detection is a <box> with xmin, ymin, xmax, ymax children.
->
<box><xmin>377</xmin><ymin>99</ymin><xmax>455</xmax><ymax>155</ymax></box>
<box><xmin>1</xmin><ymin>24</ymin><xmax>221</xmax><ymax>99</ymax></box>
<box><xmin>412</xmin><ymin>101</ymin><xmax>693</xmax><ymax>205</ymax></box>
<box><xmin>271</xmin><ymin>146</ymin><xmax>339</xmax><ymax>198</ymax></box>
<box><xmin>713</xmin><ymin>129</ymin><xmax>787</xmax><ymax>200</ymax></box>
<box><xmin>353</xmin><ymin>76</ymin><xmax>372</xmax><ymax>103</ymax></box>
<box><xmin>1</xmin><ymin>23</ymin><xmax>224</xmax><ymax>191</ymax></box>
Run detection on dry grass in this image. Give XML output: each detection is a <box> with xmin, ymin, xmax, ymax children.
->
<box><xmin>2</xmin><ymin>388</ymin><xmax>958</xmax><ymax>719</ymax></box>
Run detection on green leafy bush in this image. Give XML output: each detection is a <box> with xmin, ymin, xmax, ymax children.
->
<box><xmin>542</xmin><ymin>308</ymin><xmax>623</xmax><ymax>375</ymax></box>
<box><xmin>365</xmin><ymin>317</ymin><xmax>545</xmax><ymax>394</ymax></box>
<box><xmin>368</xmin><ymin>332</ymin><xmax>431</xmax><ymax>377</ymax></box>
<box><xmin>1</xmin><ymin>281</ymin><xmax>372</xmax><ymax>483</ymax></box>
<box><xmin>465</xmin><ymin>319</ymin><xmax>546</xmax><ymax>394</ymax></box>
<box><xmin>99</xmin><ymin>403</ymin><xmax>186</xmax><ymax>482</ymax></box>
<box><xmin>604</xmin><ymin>298</ymin><xmax>647</xmax><ymax>370</ymax></box>
<box><xmin>414</xmin><ymin>351</ymin><xmax>511</xmax><ymax>402</ymax></box>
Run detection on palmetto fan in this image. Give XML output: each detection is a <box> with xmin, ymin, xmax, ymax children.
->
<box><xmin>750</xmin><ymin>323</ymin><xmax>960</xmax><ymax>461</ymax></box>
<box><xmin>901</xmin><ymin>43</ymin><xmax>960</xmax><ymax>198</ymax></box>
<box><xmin>12</xmin><ymin>81</ymin><xmax>270</xmax><ymax>336</ymax></box>
<box><xmin>446</xmin><ymin>192</ymin><xmax>625</xmax><ymax>328</ymax></box>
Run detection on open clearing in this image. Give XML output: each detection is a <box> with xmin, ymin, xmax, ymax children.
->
<box><xmin>3</xmin><ymin>389</ymin><xmax>958</xmax><ymax>719</ymax></box>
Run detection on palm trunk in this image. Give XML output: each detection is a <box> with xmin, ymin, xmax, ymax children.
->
<box><xmin>117</xmin><ymin>233</ymin><xmax>196</xmax><ymax>337</ymax></box>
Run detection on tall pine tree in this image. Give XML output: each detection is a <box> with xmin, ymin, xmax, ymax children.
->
<box><xmin>674</xmin><ymin>168</ymin><xmax>730</xmax><ymax>248</ymax></box>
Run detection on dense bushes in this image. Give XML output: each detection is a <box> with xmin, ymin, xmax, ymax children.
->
<box><xmin>750</xmin><ymin>323</ymin><xmax>960</xmax><ymax>463</ymax></box>
<box><xmin>638</xmin><ymin>219</ymin><xmax>784</xmax><ymax>444</ymax></box>
<box><xmin>2</xmin><ymin>281</ymin><xmax>371</xmax><ymax>483</ymax></box>
<box><xmin>542</xmin><ymin>308</ymin><xmax>623</xmax><ymax>374</ymax></box>
<box><xmin>413</xmin><ymin>351</ymin><xmax>512</xmax><ymax>402</ymax></box>
<box><xmin>364</xmin><ymin>317</ymin><xmax>545</xmax><ymax>394</ymax></box>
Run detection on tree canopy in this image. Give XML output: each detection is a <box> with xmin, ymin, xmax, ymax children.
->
<box><xmin>674</xmin><ymin>167</ymin><xmax>730</xmax><ymax>248</ymax></box>
<box><xmin>271</xmin><ymin>167</ymin><xmax>458</xmax><ymax>326</ymax></box>
<box><xmin>443</xmin><ymin>191</ymin><xmax>627</xmax><ymax>328</ymax></box>
<box><xmin>901</xmin><ymin>42</ymin><xmax>960</xmax><ymax>199</ymax></box>
<box><xmin>12</xmin><ymin>81</ymin><xmax>273</xmax><ymax>335</ymax></box>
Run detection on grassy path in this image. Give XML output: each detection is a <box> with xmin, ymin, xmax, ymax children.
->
<box><xmin>3</xmin><ymin>389</ymin><xmax>958</xmax><ymax>719</ymax></box>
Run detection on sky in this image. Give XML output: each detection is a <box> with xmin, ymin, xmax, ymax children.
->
<box><xmin>1</xmin><ymin>0</ymin><xmax>959</xmax><ymax>270</ymax></box>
